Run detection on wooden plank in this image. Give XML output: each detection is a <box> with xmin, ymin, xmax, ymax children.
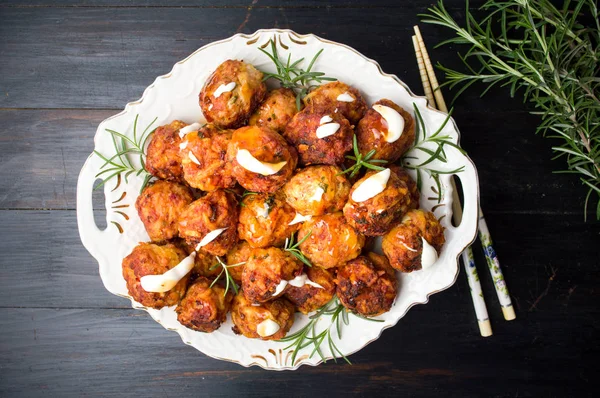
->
<box><xmin>0</xmin><ymin>109</ymin><xmax>588</xmax><ymax>214</ymax></box>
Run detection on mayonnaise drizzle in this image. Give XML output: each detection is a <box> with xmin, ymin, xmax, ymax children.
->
<box><xmin>288</xmin><ymin>212</ymin><xmax>312</xmax><ymax>225</ymax></box>
<box><xmin>351</xmin><ymin>168</ymin><xmax>391</xmax><ymax>202</ymax></box>
<box><xmin>188</xmin><ymin>151</ymin><xmax>201</xmax><ymax>165</ymax></box>
<box><xmin>179</xmin><ymin>141</ymin><xmax>188</xmax><ymax>150</ymax></box>
<box><xmin>273</xmin><ymin>279</ymin><xmax>288</xmax><ymax>296</ymax></box>
<box><xmin>195</xmin><ymin>228</ymin><xmax>228</xmax><ymax>251</ymax></box>
<box><xmin>288</xmin><ymin>274</ymin><xmax>324</xmax><ymax>289</ymax></box>
<box><xmin>236</xmin><ymin>149</ymin><xmax>287</xmax><ymax>176</ymax></box>
<box><xmin>336</xmin><ymin>92</ymin><xmax>355</xmax><ymax>102</ymax></box>
<box><xmin>140</xmin><ymin>252</ymin><xmax>196</xmax><ymax>293</ymax></box>
<box><xmin>178</xmin><ymin>122</ymin><xmax>202</xmax><ymax>139</ymax></box>
<box><xmin>372</xmin><ymin>105</ymin><xmax>405</xmax><ymax>143</ymax></box>
<box><xmin>256</xmin><ymin>319</ymin><xmax>280</xmax><ymax>337</ymax></box>
<box><xmin>309</xmin><ymin>186</ymin><xmax>325</xmax><ymax>202</ymax></box>
<box><xmin>421</xmin><ymin>237</ymin><xmax>439</xmax><ymax>269</ymax></box>
<box><xmin>213</xmin><ymin>82</ymin><xmax>236</xmax><ymax>98</ymax></box>
<box><xmin>316</xmin><ymin>115</ymin><xmax>340</xmax><ymax>139</ymax></box>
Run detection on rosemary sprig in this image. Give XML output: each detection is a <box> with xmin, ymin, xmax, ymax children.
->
<box><xmin>421</xmin><ymin>0</ymin><xmax>600</xmax><ymax>219</ymax></box>
<box><xmin>339</xmin><ymin>135</ymin><xmax>389</xmax><ymax>178</ymax></box>
<box><xmin>283</xmin><ymin>230</ymin><xmax>313</xmax><ymax>267</ymax></box>
<box><xmin>402</xmin><ymin>103</ymin><xmax>466</xmax><ymax>203</ymax></box>
<box><xmin>209</xmin><ymin>256</ymin><xmax>244</xmax><ymax>297</ymax></box>
<box><xmin>259</xmin><ymin>39</ymin><xmax>337</xmax><ymax>110</ymax></box>
<box><xmin>93</xmin><ymin>114</ymin><xmax>158</xmax><ymax>193</ymax></box>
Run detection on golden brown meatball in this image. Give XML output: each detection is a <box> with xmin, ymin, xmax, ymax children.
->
<box><xmin>225</xmin><ymin>240</ymin><xmax>252</xmax><ymax>283</ymax></box>
<box><xmin>176</xmin><ymin>277</ymin><xmax>233</xmax><ymax>332</ymax></box>
<box><xmin>238</xmin><ymin>192</ymin><xmax>298</xmax><ymax>248</ymax></box>
<box><xmin>180</xmin><ymin>124</ymin><xmax>236</xmax><ymax>191</ymax></box>
<box><xmin>284</xmin><ymin>267</ymin><xmax>336</xmax><ymax>314</ymax></box>
<box><xmin>283</xmin><ymin>108</ymin><xmax>353</xmax><ymax>166</ymax></box>
<box><xmin>145</xmin><ymin>120</ymin><xmax>188</xmax><ymax>182</ymax></box>
<box><xmin>282</xmin><ymin>165</ymin><xmax>351</xmax><ymax>216</ymax></box>
<box><xmin>297</xmin><ymin>212</ymin><xmax>365</xmax><ymax>269</ymax></box>
<box><xmin>343</xmin><ymin>169</ymin><xmax>413</xmax><ymax>236</ymax></box>
<box><xmin>191</xmin><ymin>250</ymin><xmax>220</xmax><ymax>280</ymax></box>
<box><xmin>135</xmin><ymin>180</ymin><xmax>193</xmax><ymax>242</ymax></box>
<box><xmin>336</xmin><ymin>253</ymin><xmax>397</xmax><ymax>317</ymax></box>
<box><xmin>249</xmin><ymin>88</ymin><xmax>298</xmax><ymax>133</ymax></box>
<box><xmin>178</xmin><ymin>190</ymin><xmax>239</xmax><ymax>256</ymax></box>
<box><xmin>389</xmin><ymin>165</ymin><xmax>420</xmax><ymax>210</ymax></box>
<box><xmin>199</xmin><ymin>60</ymin><xmax>267</xmax><ymax>129</ymax></box>
<box><xmin>381</xmin><ymin>209</ymin><xmax>445</xmax><ymax>273</ymax></box>
<box><xmin>242</xmin><ymin>247</ymin><xmax>303</xmax><ymax>303</ymax></box>
<box><xmin>122</xmin><ymin>242</ymin><xmax>189</xmax><ymax>309</ymax></box>
<box><xmin>303</xmin><ymin>81</ymin><xmax>367</xmax><ymax>125</ymax></box>
<box><xmin>227</xmin><ymin>125</ymin><xmax>298</xmax><ymax>193</ymax></box>
<box><xmin>231</xmin><ymin>292</ymin><xmax>295</xmax><ymax>340</ymax></box>
<box><xmin>356</xmin><ymin>99</ymin><xmax>416</xmax><ymax>162</ymax></box>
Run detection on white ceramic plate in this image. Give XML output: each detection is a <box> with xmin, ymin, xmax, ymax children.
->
<box><xmin>77</xmin><ymin>29</ymin><xmax>480</xmax><ymax>370</ymax></box>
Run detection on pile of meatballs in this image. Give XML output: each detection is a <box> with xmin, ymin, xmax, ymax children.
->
<box><xmin>122</xmin><ymin>59</ymin><xmax>446</xmax><ymax>340</ymax></box>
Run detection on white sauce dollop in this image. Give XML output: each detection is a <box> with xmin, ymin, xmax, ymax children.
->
<box><xmin>256</xmin><ymin>319</ymin><xmax>280</xmax><ymax>337</ymax></box>
<box><xmin>273</xmin><ymin>279</ymin><xmax>288</xmax><ymax>296</ymax></box>
<box><xmin>236</xmin><ymin>149</ymin><xmax>287</xmax><ymax>176</ymax></box>
<box><xmin>315</xmin><ymin>114</ymin><xmax>340</xmax><ymax>139</ymax></box>
<box><xmin>309</xmin><ymin>186</ymin><xmax>325</xmax><ymax>202</ymax></box>
<box><xmin>188</xmin><ymin>151</ymin><xmax>201</xmax><ymax>166</ymax></box>
<box><xmin>178</xmin><ymin>122</ymin><xmax>202</xmax><ymax>139</ymax></box>
<box><xmin>288</xmin><ymin>212</ymin><xmax>312</xmax><ymax>225</ymax></box>
<box><xmin>336</xmin><ymin>92</ymin><xmax>355</xmax><ymax>102</ymax></box>
<box><xmin>421</xmin><ymin>237</ymin><xmax>439</xmax><ymax>269</ymax></box>
<box><xmin>140</xmin><ymin>252</ymin><xmax>196</xmax><ymax>293</ymax></box>
<box><xmin>213</xmin><ymin>82</ymin><xmax>236</xmax><ymax>98</ymax></box>
<box><xmin>372</xmin><ymin>105</ymin><xmax>405</xmax><ymax>143</ymax></box>
<box><xmin>195</xmin><ymin>228</ymin><xmax>228</xmax><ymax>251</ymax></box>
<box><xmin>319</xmin><ymin>115</ymin><xmax>333</xmax><ymax>124</ymax></box>
<box><xmin>351</xmin><ymin>168</ymin><xmax>391</xmax><ymax>203</ymax></box>
<box><xmin>179</xmin><ymin>141</ymin><xmax>188</xmax><ymax>150</ymax></box>
<box><xmin>255</xmin><ymin>203</ymin><xmax>270</xmax><ymax>219</ymax></box>
<box><xmin>288</xmin><ymin>274</ymin><xmax>324</xmax><ymax>289</ymax></box>
<box><xmin>400</xmin><ymin>241</ymin><xmax>418</xmax><ymax>252</ymax></box>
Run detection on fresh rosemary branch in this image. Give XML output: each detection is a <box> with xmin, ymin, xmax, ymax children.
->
<box><xmin>339</xmin><ymin>135</ymin><xmax>388</xmax><ymax>178</ymax></box>
<box><xmin>421</xmin><ymin>0</ymin><xmax>600</xmax><ymax>219</ymax></box>
<box><xmin>93</xmin><ymin>114</ymin><xmax>157</xmax><ymax>193</ymax></box>
<box><xmin>402</xmin><ymin>103</ymin><xmax>466</xmax><ymax>203</ymax></box>
<box><xmin>209</xmin><ymin>256</ymin><xmax>244</xmax><ymax>297</ymax></box>
<box><xmin>259</xmin><ymin>39</ymin><xmax>337</xmax><ymax>110</ymax></box>
<box><xmin>284</xmin><ymin>230</ymin><xmax>313</xmax><ymax>267</ymax></box>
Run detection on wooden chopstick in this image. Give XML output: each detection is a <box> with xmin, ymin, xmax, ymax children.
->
<box><xmin>411</xmin><ymin>35</ymin><xmax>436</xmax><ymax>108</ymax></box>
<box><xmin>413</xmin><ymin>26</ymin><xmax>515</xmax><ymax>323</ymax></box>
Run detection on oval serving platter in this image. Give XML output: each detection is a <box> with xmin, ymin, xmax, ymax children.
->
<box><xmin>77</xmin><ymin>29</ymin><xmax>480</xmax><ymax>370</ymax></box>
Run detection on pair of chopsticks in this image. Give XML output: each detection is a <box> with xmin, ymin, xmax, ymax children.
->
<box><xmin>412</xmin><ymin>26</ymin><xmax>516</xmax><ymax>337</ymax></box>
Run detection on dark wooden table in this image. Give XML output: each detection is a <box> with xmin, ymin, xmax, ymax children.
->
<box><xmin>1</xmin><ymin>1</ymin><xmax>598</xmax><ymax>396</ymax></box>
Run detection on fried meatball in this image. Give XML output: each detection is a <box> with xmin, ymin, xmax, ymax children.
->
<box><xmin>390</xmin><ymin>165</ymin><xmax>420</xmax><ymax>209</ymax></box>
<box><xmin>231</xmin><ymin>292</ymin><xmax>295</xmax><ymax>340</ymax></box>
<box><xmin>180</xmin><ymin>124</ymin><xmax>236</xmax><ymax>191</ymax></box>
<box><xmin>381</xmin><ymin>209</ymin><xmax>445</xmax><ymax>273</ymax></box>
<box><xmin>285</xmin><ymin>267</ymin><xmax>336</xmax><ymax>314</ymax></box>
<box><xmin>303</xmin><ymin>81</ymin><xmax>367</xmax><ymax>125</ymax></box>
<box><xmin>122</xmin><ymin>242</ymin><xmax>189</xmax><ymax>309</ymax></box>
<box><xmin>283</xmin><ymin>109</ymin><xmax>353</xmax><ymax>166</ymax></box>
<box><xmin>242</xmin><ymin>247</ymin><xmax>303</xmax><ymax>303</ymax></box>
<box><xmin>297</xmin><ymin>212</ymin><xmax>364</xmax><ymax>269</ymax></box>
<box><xmin>178</xmin><ymin>190</ymin><xmax>239</xmax><ymax>256</ymax></box>
<box><xmin>176</xmin><ymin>277</ymin><xmax>233</xmax><ymax>332</ymax></box>
<box><xmin>282</xmin><ymin>165</ymin><xmax>351</xmax><ymax>216</ymax></box>
<box><xmin>227</xmin><ymin>125</ymin><xmax>298</xmax><ymax>193</ymax></box>
<box><xmin>356</xmin><ymin>99</ymin><xmax>416</xmax><ymax>162</ymax></box>
<box><xmin>225</xmin><ymin>240</ymin><xmax>252</xmax><ymax>283</ymax></box>
<box><xmin>145</xmin><ymin>120</ymin><xmax>188</xmax><ymax>182</ymax></box>
<box><xmin>238</xmin><ymin>192</ymin><xmax>298</xmax><ymax>248</ymax></box>
<box><xmin>336</xmin><ymin>253</ymin><xmax>397</xmax><ymax>317</ymax></box>
<box><xmin>135</xmin><ymin>181</ymin><xmax>193</xmax><ymax>242</ymax></box>
<box><xmin>191</xmin><ymin>250</ymin><xmax>220</xmax><ymax>280</ymax></box>
<box><xmin>199</xmin><ymin>60</ymin><xmax>267</xmax><ymax>129</ymax></box>
<box><xmin>343</xmin><ymin>169</ymin><xmax>413</xmax><ymax>236</ymax></box>
<box><xmin>249</xmin><ymin>88</ymin><xmax>298</xmax><ymax>133</ymax></box>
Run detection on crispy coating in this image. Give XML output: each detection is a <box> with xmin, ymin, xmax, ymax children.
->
<box><xmin>227</xmin><ymin>125</ymin><xmax>298</xmax><ymax>193</ymax></box>
<box><xmin>343</xmin><ymin>169</ymin><xmax>413</xmax><ymax>236</ymax></box>
<box><xmin>231</xmin><ymin>292</ymin><xmax>295</xmax><ymax>340</ymax></box>
<box><xmin>356</xmin><ymin>99</ymin><xmax>415</xmax><ymax>162</ymax></box>
<box><xmin>282</xmin><ymin>165</ymin><xmax>350</xmax><ymax>216</ymax></box>
<box><xmin>178</xmin><ymin>190</ymin><xmax>239</xmax><ymax>256</ymax></box>
<box><xmin>181</xmin><ymin>124</ymin><xmax>236</xmax><ymax>191</ymax></box>
<box><xmin>145</xmin><ymin>120</ymin><xmax>188</xmax><ymax>182</ymax></box>
<box><xmin>303</xmin><ymin>81</ymin><xmax>367</xmax><ymax>125</ymax></box>
<box><xmin>284</xmin><ymin>267</ymin><xmax>336</xmax><ymax>314</ymax></box>
<box><xmin>381</xmin><ymin>209</ymin><xmax>445</xmax><ymax>273</ymax></box>
<box><xmin>297</xmin><ymin>212</ymin><xmax>365</xmax><ymax>269</ymax></box>
<box><xmin>225</xmin><ymin>240</ymin><xmax>252</xmax><ymax>283</ymax></box>
<box><xmin>238</xmin><ymin>192</ymin><xmax>298</xmax><ymax>248</ymax></box>
<box><xmin>135</xmin><ymin>180</ymin><xmax>193</xmax><ymax>242</ymax></box>
<box><xmin>199</xmin><ymin>60</ymin><xmax>267</xmax><ymax>129</ymax></box>
<box><xmin>336</xmin><ymin>253</ymin><xmax>397</xmax><ymax>317</ymax></box>
<box><xmin>122</xmin><ymin>242</ymin><xmax>189</xmax><ymax>309</ymax></box>
<box><xmin>191</xmin><ymin>250</ymin><xmax>221</xmax><ymax>280</ymax></box>
<box><xmin>283</xmin><ymin>108</ymin><xmax>353</xmax><ymax>166</ymax></box>
<box><xmin>389</xmin><ymin>165</ymin><xmax>420</xmax><ymax>209</ymax></box>
<box><xmin>249</xmin><ymin>88</ymin><xmax>298</xmax><ymax>133</ymax></box>
<box><xmin>242</xmin><ymin>247</ymin><xmax>303</xmax><ymax>303</ymax></box>
<box><xmin>176</xmin><ymin>277</ymin><xmax>233</xmax><ymax>332</ymax></box>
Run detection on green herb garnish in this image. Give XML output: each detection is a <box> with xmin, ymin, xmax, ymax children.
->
<box><xmin>209</xmin><ymin>256</ymin><xmax>244</xmax><ymax>297</ymax></box>
<box><xmin>339</xmin><ymin>135</ymin><xmax>388</xmax><ymax>178</ymax></box>
<box><xmin>283</xmin><ymin>230</ymin><xmax>313</xmax><ymax>267</ymax></box>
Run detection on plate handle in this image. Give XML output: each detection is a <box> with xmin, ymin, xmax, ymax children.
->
<box><xmin>448</xmin><ymin>151</ymin><xmax>480</xmax><ymax>248</ymax></box>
